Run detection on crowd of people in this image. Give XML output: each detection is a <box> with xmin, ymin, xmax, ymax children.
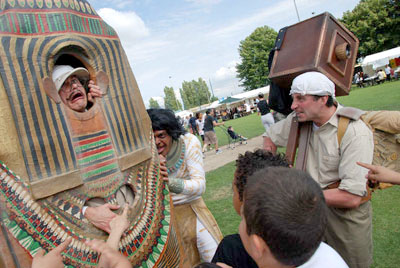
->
<box><xmin>354</xmin><ymin>64</ymin><xmax>399</xmax><ymax>87</ymax></box>
<box><xmin>28</xmin><ymin>67</ymin><xmax>399</xmax><ymax>268</ymax></box>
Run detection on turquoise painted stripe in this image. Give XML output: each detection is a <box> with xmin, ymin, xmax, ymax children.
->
<box><xmin>77</xmin><ymin>150</ymin><xmax>114</xmax><ymax>165</ymax></box>
<box><xmin>82</xmin><ymin>162</ymin><xmax>118</xmax><ymax>179</ymax></box>
<box><xmin>75</xmin><ymin>138</ymin><xmax>111</xmax><ymax>152</ymax></box>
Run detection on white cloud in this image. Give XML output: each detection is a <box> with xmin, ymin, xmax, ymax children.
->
<box><xmin>215</xmin><ymin>61</ymin><xmax>238</xmax><ymax>81</ymax></box>
<box><xmin>208</xmin><ymin>1</ymin><xmax>293</xmax><ymax>38</ymax></box>
<box><xmin>97</xmin><ymin>8</ymin><xmax>150</xmax><ymax>46</ymax></box>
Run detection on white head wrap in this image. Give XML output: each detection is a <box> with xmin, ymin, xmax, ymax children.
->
<box><xmin>290</xmin><ymin>72</ymin><xmax>335</xmax><ymax>98</ymax></box>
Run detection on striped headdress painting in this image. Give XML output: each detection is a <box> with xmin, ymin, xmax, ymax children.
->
<box><xmin>0</xmin><ymin>0</ymin><xmax>187</xmax><ymax>267</ymax></box>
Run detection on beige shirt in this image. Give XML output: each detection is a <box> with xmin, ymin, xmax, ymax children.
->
<box><xmin>264</xmin><ymin>105</ymin><xmax>373</xmax><ymax>196</ymax></box>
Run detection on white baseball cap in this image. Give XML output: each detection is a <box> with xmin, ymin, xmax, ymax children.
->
<box><xmin>52</xmin><ymin>65</ymin><xmax>89</xmax><ymax>92</ymax></box>
<box><xmin>290</xmin><ymin>72</ymin><xmax>335</xmax><ymax>98</ymax></box>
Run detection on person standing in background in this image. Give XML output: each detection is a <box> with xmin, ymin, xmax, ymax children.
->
<box><xmin>257</xmin><ymin>93</ymin><xmax>275</xmax><ymax>131</ymax></box>
<box><xmin>385</xmin><ymin>64</ymin><xmax>392</xmax><ymax>81</ymax></box>
<box><xmin>196</xmin><ymin>112</ymin><xmax>205</xmax><ymax>142</ymax></box>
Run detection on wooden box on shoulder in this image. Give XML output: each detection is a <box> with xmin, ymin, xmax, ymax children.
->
<box><xmin>269</xmin><ymin>12</ymin><xmax>359</xmax><ymax>96</ymax></box>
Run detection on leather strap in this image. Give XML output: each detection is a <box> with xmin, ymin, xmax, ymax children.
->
<box><xmin>337</xmin><ymin>116</ymin><xmax>350</xmax><ymax>146</ymax></box>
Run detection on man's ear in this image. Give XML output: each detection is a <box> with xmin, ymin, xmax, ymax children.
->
<box><xmin>42</xmin><ymin>77</ymin><xmax>61</xmax><ymax>103</ymax></box>
<box><xmin>96</xmin><ymin>70</ymin><xmax>109</xmax><ymax>95</ymax></box>
<box><xmin>250</xmin><ymin>234</ymin><xmax>270</xmax><ymax>260</ymax></box>
<box><xmin>321</xmin><ymin>95</ymin><xmax>329</xmax><ymax>105</ymax></box>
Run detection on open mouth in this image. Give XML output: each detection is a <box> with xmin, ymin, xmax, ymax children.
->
<box><xmin>68</xmin><ymin>90</ymin><xmax>84</xmax><ymax>103</ymax></box>
<box><xmin>157</xmin><ymin>146</ymin><xmax>164</xmax><ymax>154</ymax></box>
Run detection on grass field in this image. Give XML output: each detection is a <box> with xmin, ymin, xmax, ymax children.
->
<box><xmin>204</xmin><ymin>80</ymin><xmax>400</xmax><ymax>268</ymax></box>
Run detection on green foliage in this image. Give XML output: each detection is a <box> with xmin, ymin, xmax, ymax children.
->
<box><xmin>340</xmin><ymin>0</ymin><xmax>400</xmax><ymax>58</ymax></box>
<box><xmin>149</xmin><ymin>97</ymin><xmax>160</xmax><ymax>108</ymax></box>
<box><xmin>236</xmin><ymin>26</ymin><xmax>277</xmax><ymax>91</ymax></box>
<box><xmin>210</xmin><ymin>96</ymin><xmax>219</xmax><ymax>102</ymax></box>
<box><xmin>180</xmin><ymin>78</ymin><xmax>212</xmax><ymax>109</ymax></box>
<box><xmin>163</xmin><ymin>86</ymin><xmax>182</xmax><ymax>111</ymax></box>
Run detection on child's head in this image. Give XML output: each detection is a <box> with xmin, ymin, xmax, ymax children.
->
<box><xmin>227</xmin><ymin>126</ymin><xmax>233</xmax><ymax>130</ymax></box>
<box><xmin>232</xmin><ymin>149</ymin><xmax>288</xmax><ymax>215</ymax></box>
<box><xmin>240</xmin><ymin>167</ymin><xmax>327</xmax><ymax>267</ymax></box>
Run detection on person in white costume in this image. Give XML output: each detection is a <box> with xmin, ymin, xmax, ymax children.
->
<box><xmin>147</xmin><ymin>108</ymin><xmax>223</xmax><ymax>266</ymax></box>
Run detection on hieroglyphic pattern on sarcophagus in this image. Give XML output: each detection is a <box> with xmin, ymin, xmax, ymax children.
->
<box><xmin>0</xmin><ymin>0</ymin><xmax>185</xmax><ymax>267</ymax></box>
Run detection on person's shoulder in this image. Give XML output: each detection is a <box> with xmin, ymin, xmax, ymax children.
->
<box><xmin>347</xmin><ymin>115</ymin><xmax>373</xmax><ymax>137</ymax></box>
<box><xmin>183</xmin><ymin>133</ymin><xmax>201</xmax><ymax>146</ymax></box>
<box><xmin>336</xmin><ymin>106</ymin><xmax>372</xmax><ymax>137</ymax></box>
<box><xmin>299</xmin><ymin>242</ymin><xmax>348</xmax><ymax>268</ymax></box>
<box><xmin>317</xmin><ymin>242</ymin><xmax>349</xmax><ymax>267</ymax></box>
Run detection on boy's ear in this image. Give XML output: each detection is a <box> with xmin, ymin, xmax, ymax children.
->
<box><xmin>250</xmin><ymin>234</ymin><xmax>270</xmax><ymax>260</ymax></box>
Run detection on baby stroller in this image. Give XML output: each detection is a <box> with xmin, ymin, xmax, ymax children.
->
<box><xmin>219</xmin><ymin>125</ymin><xmax>248</xmax><ymax>149</ymax></box>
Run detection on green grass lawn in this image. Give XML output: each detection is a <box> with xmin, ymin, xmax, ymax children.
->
<box><xmin>213</xmin><ymin>113</ymin><xmax>265</xmax><ymax>147</ymax></box>
<box><xmin>204</xmin><ymin>80</ymin><xmax>400</xmax><ymax>267</ymax></box>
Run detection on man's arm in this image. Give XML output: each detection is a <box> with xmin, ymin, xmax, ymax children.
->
<box><xmin>212</xmin><ymin>119</ymin><xmax>224</xmax><ymax>127</ymax></box>
<box><xmin>333</xmin><ymin>121</ymin><xmax>374</xmax><ymax>208</ymax></box>
<box><xmin>323</xmin><ymin>188</ymin><xmax>363</xmax><ymax>208</ymax></box>
<box><xmin>262</xmin><ymin>136</ymin><xmax>277</xmax><ymax>154</ymax></box>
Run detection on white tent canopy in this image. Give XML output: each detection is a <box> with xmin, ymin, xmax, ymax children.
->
<box><xmin>362</xmin><ymin>47</ymin><xmax>400</xmax><ymax>69</ymax></box>
<box><xmin>232</xmin><ymin>86</ymin><xmax>270</xmax><ymax>100</ymax></box>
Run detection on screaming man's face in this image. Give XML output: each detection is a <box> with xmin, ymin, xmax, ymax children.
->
<box><xmin>58</xmin><ymin>75</ymin><xmax>88</xmax><ymax>112</ymax></box>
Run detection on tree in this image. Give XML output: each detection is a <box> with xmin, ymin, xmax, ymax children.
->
<box><xmin>149</xmin><ymin>97</ymin><xmax>160</xmax><ymax>108</ymax></box>
<box><xmin>340</xmin><ymin>0</ymin><xmax>400</xmax><ymax>58</ymax></box>
<box><xmin>236</xmin><ymin>26</ymin><xmax>277</xmax><ymax>91</ymax></box>
<box><xmin>180</xmin><ymin>78</ymin><xmax>212</xmax><ymax>109</ymax></box>
<box><xmin>163</xmin><ymin>86</ymin><xmax>182</xmax><ymax>111</ymax></box>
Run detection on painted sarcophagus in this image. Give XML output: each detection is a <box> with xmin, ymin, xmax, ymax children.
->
<box><xmin>0</xmin><ymin>0</ymin><xmax>187</xmax><ymax>267</ymax></box>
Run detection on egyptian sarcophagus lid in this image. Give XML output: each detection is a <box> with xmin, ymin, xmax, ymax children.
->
<box><xmin>269</xmin><ymin>12</ymin><xmax>359</xmax><ymax>96</ymax></box>
<box><xmin>0</xmin><ymin>0</ymin><xmax>185</xmax><ymax>267</ymax></box>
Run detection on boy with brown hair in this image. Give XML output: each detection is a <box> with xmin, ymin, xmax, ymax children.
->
<box><xmin>240</xmin><ymin>167</ymin><xmax>347</xmax><ymax>268</ymax></box>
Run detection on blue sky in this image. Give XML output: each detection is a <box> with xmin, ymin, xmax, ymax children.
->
<box><xmin>89</xmin><ymin>0</ymin><xmax>360</xmax><ymax>107</ymax></box>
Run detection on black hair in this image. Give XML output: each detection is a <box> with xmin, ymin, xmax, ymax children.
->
<box><xmin>258</xmin><ymin>93</ymin><xmax>264</xmax><ymax>98</ymax></box>
<box><xmin>206</xmin><ymin>109</ymin><xmax>211</xmax><ymax>115</ymax></box>
<box><xmin>235</xmin><ymin>149</ymin><xmax>288</xmax><ymax>201</ymax></box>
<box><xmin>147</xmin><ymin>108</ymin><xmax>186</xmax><ymax>141</ymax></box>
<box><xmin>244</xmin><ymin>167</ymin><xmax>327</xmax><ymax>266</ymax></box>
<box><xmin>312</xmin><ymin>95</ymin><xmax>334</xmax><ymax>107</ymax></box>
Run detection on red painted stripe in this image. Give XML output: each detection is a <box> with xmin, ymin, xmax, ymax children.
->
<box><xmin>35</xmin><ymin>14</ymin><xmax>42</xmax><ymax>33</ymax></box>
<box><xmin>100</xmin><ymin>21</ymin><xmax>105</xmax><ymax>35</ymax></box>
<box><xmin>76</xmin><ymin>145</ymin><xmax>113</xmax><ymax>159</ymax></box>
<box><xmin>81</xmin><ymin>17</ymin><xmax>86</xmax><ymax>32</ymax></box>
<box><xmin>74</xmin><ymin>134</ymin><xmax>109</xmax><ymax>147</ymax></box>
<box><xmin>12</xmin><ymin>13</ymin><xmax>20</xmax><ymax>33</ymax></box>
<box><xmin>85</xmin><ymin>17</ymin><xmax>90</xmax><ymax>33</ymax></box>
<box><xmin>82</xmin><ymin>158</ymin><xmax>117</xmax><ymax>173</ymax></box>
<box><xmin>63</xmin><ymin>13</ymin><xmax>69</xmax><ymax>31</ymax></box>
<box><xmin>7</xmin><ymin>14</ymin><xmax>13</xmax><ymax>31</ymax></box>
<box><xmin>41</xmin><ymin>13</ymin><xmax>49</xmax><ymax>32</ymax></box>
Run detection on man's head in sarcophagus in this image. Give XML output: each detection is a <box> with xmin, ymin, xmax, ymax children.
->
<box><xmin>53</xmin><ymin>65</ymin><xmax>102</xmax><ymax>112</ymax></box>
